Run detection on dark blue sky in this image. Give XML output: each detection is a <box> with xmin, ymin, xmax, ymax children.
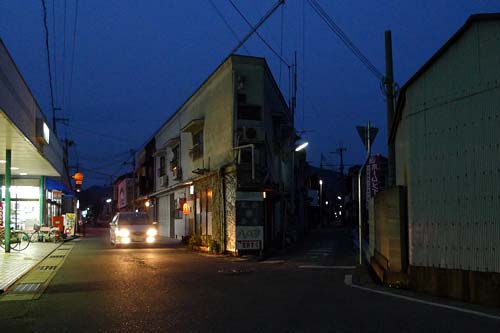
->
<box><xmin>1</xmin><ymin>1</ymin><xmax>499</xmax><ymax>187</ymax></box>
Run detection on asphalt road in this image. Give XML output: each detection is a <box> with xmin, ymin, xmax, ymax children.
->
<box><xmin>0</xmin><ymin>227</ymin><xmax>498</xmax><ymax>332</ymax></box>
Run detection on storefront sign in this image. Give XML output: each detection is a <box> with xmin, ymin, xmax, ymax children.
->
<box><xmin>182</xmin><ymin>202</ymin><xmax>189</xmax><ymax>215</ymax></box>
<box><xmin>65</xmin><ymin>213</ymin><xmax>76</xmax><ymax>236</ymax></box>
<box><xmin>118</xmin><ymin>180</ymin><xmax>127</xmax><ymax>209</ymax></box>
<box><xmin>236</xmin><ymin>226</ymin><xmax>263</xmax><ymax>250</ymax></box>
<box><xmin>366</xmin><ymin>155</ymin><xmax>383</xmax><ymax>203</ymax></box>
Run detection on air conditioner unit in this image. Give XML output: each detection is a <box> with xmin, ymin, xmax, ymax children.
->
<box><xmin>172</xmin><ymin>167</ymin><xmax>182</xmax><ymax>181</ymax></box>
<box><xmin>238</xmin><ymin>127</ymin><xmax>265</xmax><ymax>142</ymax></box>
<box><xmin>159</xmin><ymin>175</ymin><xmax>168</xmax><ymax>187</ymax></box>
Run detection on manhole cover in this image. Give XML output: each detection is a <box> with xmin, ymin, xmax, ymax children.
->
<box><xmin>13</xmin><ymin>283</ymin><xmax>41</xmax><ymax>293</ymax></box>
<box><xmin>38</xmin><ymin>266</ymin><xmax>57</xmax><ymax>271</ymax></box>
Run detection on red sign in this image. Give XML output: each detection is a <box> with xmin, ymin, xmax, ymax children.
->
<box><xmin>182</xmin><ymin>203</ymin><xmax>190</xmax><ymax>215</ymax></box>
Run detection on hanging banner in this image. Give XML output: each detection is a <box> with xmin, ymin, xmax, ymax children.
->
<box><xmin>0</xmin><ymin>201</ymin><xmax>3</xmax><ymax>226</ymax></box>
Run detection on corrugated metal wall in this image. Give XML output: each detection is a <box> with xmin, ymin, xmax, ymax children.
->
<box><xmin>397</xmin><ymin>20</ymin><xmax>500</xmax><ymax>273</ymax></box>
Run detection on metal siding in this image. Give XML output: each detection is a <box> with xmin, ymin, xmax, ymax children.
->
<box><xmin>401</xmin><ymin>21</ymin><xmax>500</xmax><ymax>273</ymax></box>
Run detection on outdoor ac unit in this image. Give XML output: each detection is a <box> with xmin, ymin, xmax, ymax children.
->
<box><xmin>172</xmin><ymin>167</ymin><xmax>182</xmax><ymax>181</ymax></box>
<box><xmin>159</xmin><ymin>175</ymin><xmax>168</xmax><ymax>187</ymax></box>
<box><xmin>238</xmin><ymin>127</ymin><xmax>265</xmax><ymax>142</ymax></box>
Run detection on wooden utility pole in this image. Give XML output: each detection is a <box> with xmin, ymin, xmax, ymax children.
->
<box><xmin>385</xmin><ymin>30</ymin><xmax>396</xmax><ymax>186</ymax></box>
<box><xmin>335</xmin><ymin>146</ymin><xmax>347</xmax><ymax>176</ymax></box>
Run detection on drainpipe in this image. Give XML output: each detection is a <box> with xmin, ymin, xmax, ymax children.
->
<box><xmin>219</xmin><ymin>167</ymin><xmax>226</xmax><ymax>253</ymax></box>
<box><xmin>233</xmin><ymin>144</ymin><xmax>255</xmax><ymax>180</ymax></box>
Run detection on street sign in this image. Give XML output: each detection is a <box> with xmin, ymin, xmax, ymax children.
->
<box><xmin>356</xmin><ymin>126</ymin><xmax>378</xmax><ymax>150</ymax></box>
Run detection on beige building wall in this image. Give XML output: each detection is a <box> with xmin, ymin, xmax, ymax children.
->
<box><xmin>395</xmin><ymin>20</ymin><xmax>500</xmax><ymax>273</ymax></box>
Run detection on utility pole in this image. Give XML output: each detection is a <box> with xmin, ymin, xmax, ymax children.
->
<box><xmin>332</xmin><ymin>146</ymin><xmax>347</xmax><ymax>176</ymax></box>
<box><xmin>385</xmin><ymin>30</ymin><xmax>396</xmax><ymax>187</ymax></box>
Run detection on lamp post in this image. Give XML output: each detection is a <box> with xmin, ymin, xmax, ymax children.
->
<box><xmin>319</xmin><ymin>179</ymin><xmax>323</xmax><ymax>226</ymax></box>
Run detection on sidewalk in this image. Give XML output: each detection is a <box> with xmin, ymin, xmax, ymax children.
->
<box><xmin>0</xmin><ymin>241</ymin><xmax>63</xmax><ymax>292</ymax></box>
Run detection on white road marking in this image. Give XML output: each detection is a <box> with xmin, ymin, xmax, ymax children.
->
<box><xmin>260</xmin><ymin>260</ymin><xmax>285</xmax><ymax>264</ymax></box>
<box><xmin>344</xmin><ymin>274</ymin><xmax>500</xmax><ymax>321</ymax></box>
<box><xmin>299</xmin><ymin>265</ymin><xmax>356</xmax><ymax>269</ymax></box>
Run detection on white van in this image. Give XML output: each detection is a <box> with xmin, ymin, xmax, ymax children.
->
<box><xmin>109</xmin><ymin>212</ymin><xmax>158</xmax><ymax>247</ymax></box>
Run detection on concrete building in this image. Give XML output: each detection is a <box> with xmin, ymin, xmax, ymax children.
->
<box><xmin>145</xmin><ymin>55</ymin><xmax>296</xmax><ymax>254</ymax></box>
<box><xmin>0</xmin><ymin>39</ymin><xmax>72</xmax><ymax>248</ymax></box>
<box><xmin>385</xmin><ymin>14</ymin><xmax>500</xmax><ymax>306</ymax></box>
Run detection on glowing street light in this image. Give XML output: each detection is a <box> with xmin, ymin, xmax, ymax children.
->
<box><xmin>295</xmin><ymin>142</ymin><xmax>309</xmax><ymax>152</ymax></box>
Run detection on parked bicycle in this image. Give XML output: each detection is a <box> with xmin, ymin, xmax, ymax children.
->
<box><xmin>27</xmin><ymin>224</ymin><xmax>59</xmax><ymax>243</ymax></box>
<box><xmin>0</xmin><ymin>227</ymin><xmax>30</xmax><ymax>251</ymax></box>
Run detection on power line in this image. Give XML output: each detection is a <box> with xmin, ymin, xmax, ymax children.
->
<box><xmin>307</xmin><ymin>0</ymin><xmax>384</xmax><ymax>81</ymax></box>
<box><xmin>207</xmin><ymin>0</ymin><xmax>250</xmax><ymax>54</ymax></box>
<box><xmin>228</xmin><ymin>0</ymin><xmax>290</xmax><ymax>67</ymax></box>
<box><xmin>62</xmin><ymin>0</ymin><xmax>67</xmax><ymax>111</ymax></box>
<box><xmin>66</xmin><ymin>124</ymin><xmax>137</xmax><ymax>143</ymax></box>
<box><xmin>67</xmin><ymin>0</ymin><xmax>79</xmax><ymax>123</ymax></box>
<box><xmin>51</xmin><ymin>0</ymin><xmax>58</xmax><ymax>106</ymax></box>
<box><xmin>41</xmin><ymin>0</ymin><xmax>57</xmax><ymax>131</ymax></box>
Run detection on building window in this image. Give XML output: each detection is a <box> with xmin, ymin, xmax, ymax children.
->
<box><xmin>238</xmin><ymin>104</ymin><xmax>262</xmax><ymax>121</ymax></box>
<box><xmin>170</xmin><ymin>145</ymin><xmax>179</xmax><ymax>171</ymax></box>
<box><xmin>191</xmin><ymin>131</ymin><xmax>203</xmax><ymax>160</ymax></box>
<box><xmin>158</xmin><ymin>156</ymin><xmax>166</xmax><ymax>177</ymax></box>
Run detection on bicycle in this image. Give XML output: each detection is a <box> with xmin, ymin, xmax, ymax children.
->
<box><xmin>27</xmin><ymin>225</ymin><xmax>59</xmax><ymax>243</ymax></box>
<box><xmin>0</xmin><ymin>227</ymin><xmax>30</xmax><ymax>251</ymax></box>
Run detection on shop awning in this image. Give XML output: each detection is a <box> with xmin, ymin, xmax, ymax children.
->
<box><xmin>0</xmin><ymin>111</ymin><xmax>60</xmax><ymax>177</ymax></box>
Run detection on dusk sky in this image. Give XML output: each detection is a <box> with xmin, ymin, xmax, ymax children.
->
<box><xmin>1</xmin><ymin>1</ymin><xmax>499</xmax><ymax>188</ymax></box>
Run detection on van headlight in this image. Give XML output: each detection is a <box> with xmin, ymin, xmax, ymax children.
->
<box><xmin>146</xmin><ymin>228</ymin><xmax>157</xmax><ymax>236</ymax></box>
<box><xmin>117</xmin><ymin>229</ymin><xmax>130</xmax><ymax>237</ymax></box>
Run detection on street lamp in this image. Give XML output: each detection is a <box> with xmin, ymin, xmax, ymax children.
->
<box><xmin>319</xmin><ymin>179</ymin><xmax>323</xmax><ymax>226</ymax></box>
<box><xmin>295</xmin><ymin>141</ymin><xmax>309</xmax><ymax>152</ymax></box>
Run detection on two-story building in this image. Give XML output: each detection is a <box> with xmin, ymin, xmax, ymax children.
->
<box><xmin>0</xmin><ymin>39</ymin><xmax>72</xmax><ymax>241</ymax></box>
<box><xmin>143</xmin><ymin>55</ymin><xmax>296</xmax><ymax>254</ymax></box>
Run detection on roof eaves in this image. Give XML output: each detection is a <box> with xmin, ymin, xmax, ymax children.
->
<box><xmin>389</xmin><ymin>13</ymin><xmax>500</xmax><ymax>142</ymax></box>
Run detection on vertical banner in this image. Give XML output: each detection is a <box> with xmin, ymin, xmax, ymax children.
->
<box><xmin>0</xmin><ymin>201</ymin><xmax>3</xmax><ymax>226</ymax></box>
<box><xmin>65</xmin><ymin>213</ymin><xmax>76</xmax><ymax>236</ymax></box>
<box><xmin>366</xmin><ymin>155</ymin><xmax>382</xmax><ymax>205</ymax></box>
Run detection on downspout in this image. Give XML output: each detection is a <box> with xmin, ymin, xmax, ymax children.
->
<box><xmin>219</xmin><ymin>167</ymin><xmax>226</xmax><ymax>253</ymax></box>
<box><xmin>233</xmin><ymin>144</ymin><xmax>255</xmax><ymax>180</ymax></box>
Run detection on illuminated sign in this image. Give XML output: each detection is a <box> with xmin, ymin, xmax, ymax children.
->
<box><xmin>43</xmin><ymin>122</ymin><xmax>50</xmax><ymax>144</ymax></box>
<box><xmin>182</xmin><ymin>202</ymin><xmax>189</xmax><ymax>215</ymax></box>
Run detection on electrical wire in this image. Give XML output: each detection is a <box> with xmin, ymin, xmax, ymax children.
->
<box><xmin>207</xmin><ymin>0</ymin><xmax>250</xmax><ymax>54</ymax></box>
<box><xmin>67</xmin><ymin>0</ymin><xmax>79</xmax><ymax>123</ymax></box>
<box><xmin>279</xmin><ymin>4</ymin><xmax>284</xmax><ymax>86</ymax></box>
<box><xmin>51</xmin><ymin>0</ymin><xmax>58</xmax><ymax>105</ymax></box>
<box><xmin>307</xmin><ymin>0</ymin><xmax>384</xmax><ymax>81</ymax></box>
<box><xmin>66</xmin><ymin>124</ymin><xmax>137</xmax><ymax>143</ymax></box>
<box><xmin>41</xmin><ymin>0</ymin><xmax>56</xmax><ymax>113</ymax></box>
<box><xmin>62</xmin><ymin>0</ymin><xmax>67</xmax><ymax>110</ymax></box>
<box><xmin>228</xmin><ymin>0</ymin><xmax>290</xmax><ymax>68</ymax></box>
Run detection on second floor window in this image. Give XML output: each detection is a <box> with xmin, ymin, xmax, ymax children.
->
<box><xmin>171</xmin><ymin>145</ymin><xmax>179</xmax><ymax>170</ymax></box>
<box><xmin>191</xmin><ymin>130</ymin><xmax>203</xmax><ymax>160</ymax></box>
<box><xmin>159</xmin><ymin>156</ymin><xmax>166</xmax><ymax>177</ymax></box>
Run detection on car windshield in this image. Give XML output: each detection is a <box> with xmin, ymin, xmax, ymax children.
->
<box><xmin>117</xmin><ymin>213</ymin><xmax>151</xmax><ymax>225</ymax></box>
